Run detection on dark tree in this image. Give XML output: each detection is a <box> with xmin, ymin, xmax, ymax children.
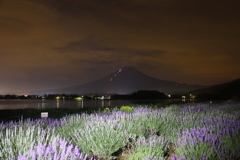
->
<box><xmin>130</xmin><ymin>90</ymin><xmax>167</xmax><ymax>99</ymax></box>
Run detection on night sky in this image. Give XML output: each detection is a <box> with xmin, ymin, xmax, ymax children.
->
<box><xmin>0</xmin><ymin>0</ymin><xmax>240</xmax><ymax>94</ymax></box>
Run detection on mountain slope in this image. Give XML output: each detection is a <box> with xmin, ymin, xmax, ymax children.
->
<box><xmin>190</xmin><ymin>78</ymin><xmax>240</xmax><ymax>99</ymax></box>
<box><xmin>33</xmin><ymin>67</ymin><xmax>207</xmax><ymax>95</ymax></box>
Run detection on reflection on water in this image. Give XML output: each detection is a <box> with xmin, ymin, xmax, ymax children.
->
<box><xmin>56</xmin><ymin>100</ymin><xmax>59</xmax><ymax>108</ymax></box>
<box><xmin>0</xmin><ymin>99</ymin><xmax>187</xmax><ymax>110</ymax></box>
<box><xmin>38</xmin><ymin>99</ymin><xmax>46</xmax><ymax>109</ymax></box>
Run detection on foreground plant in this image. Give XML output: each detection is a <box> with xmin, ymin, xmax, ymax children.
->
<box><xmin>120</xmin><ymin>106</ymin><xmax>133</xmax><ymax>113</ymax></box>
<box><xmin>174</xmin><ymin>117</ymin><xmax>240</xmax><ymax>159</ymax></box>
<box><xmin>71</xmin><ymin>114</ymin><xmax>130</xmax><ymax>159</ymax></box>
<box><xmin>128</xmin><ymin>135</ymin><xmax>169</xmax><ymax>160</ymax></box>
<box><xmin>0</xmin><ymin>102</ymin><xmax>239</xmax><ymax>159</ymax></box>
<box><xmin>0</xmin><ymin>122</ymin><xmax>56</xmax><ymax>159</ymax></box>
<box><xmin>18</xmin><ymin>137</ymin><xmax>91</xmax><ymax>160</ymax></box>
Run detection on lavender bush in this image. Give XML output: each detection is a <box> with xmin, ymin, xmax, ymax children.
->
<box><xmin>71</xmin><ymin>114</ymin><xmax>130</xmax><ymax>159</ymax></box>
<box><xmin>54</xmin><ymin>113</ymin><xmax>90</xmax><ymax>140</ymax></box>
<box><xmin>128</xmin><ymin>135</ymin><xmax>169</xmax><ymax>160</ymax></box>
<box><xmin>0</xmin><ymin>102</ymin><xmax>239</xmax><ymax>159</ymax></box>
<box><xmin>18</xmin><ymin>137</ymin><xmax>90</xmax><ymax>160</ymax></box>
<box><xmin>173</xmin><ymin>104</ymin><xmax>240</xmax><ymax>160</ymax></box>
<box><xmin>0</xmin><ymin>122</ymin><xmax>57</xmax><ymax>159</ymax></box>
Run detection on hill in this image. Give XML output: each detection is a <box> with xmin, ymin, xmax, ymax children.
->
<box><xmin>33</xmin><ymin>67</ymin><xmax>207</xmax><ymax>95</ymax></box>
<box><xmin>190</xmin><ymin>78</ymin><xmax>240</xmax><ymax>100</ymax></box>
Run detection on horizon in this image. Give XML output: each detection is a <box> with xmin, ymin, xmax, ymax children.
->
<box><xmin>1</xmin><ymin>1</ymin><xmax>240</xmax><ymax>94</ymax></box>
<box><xmin>1</xmin><ymin>66</ymin><xmax>239</xmax><ymax>95</ymax></box>
<box><xmin>0</xmin><ymin>66</ymin><xmax>209</xmax><ymax>95</ymax></box>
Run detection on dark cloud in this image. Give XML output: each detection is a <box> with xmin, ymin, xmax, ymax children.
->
<box><xmin>54</xmin><ymin>39</ymin><xmax>168</xmax><ymax>61</ymax></box>
<box><xmin>55</xmin><ymin>39</ymin><xmax>116</xmax><ymax>53</ymax></box>
<box><xmin>0</xmin><ymin>16</ymin><xmax>31</xmax><ymax>35</ymax></box>
<box><xmin>72</xmin><ymin>58</ymin><xmax>114</xmax><ymax>66</ymax></box>
<box><xmin>130</xmin><ymin>50</ymin><xmax>168</xmax><ymax>57</ymax></box>
<box><xmin>56</xmin><ymin>39</ymin><xmax>167</xmax><ymax>57</ymax></box>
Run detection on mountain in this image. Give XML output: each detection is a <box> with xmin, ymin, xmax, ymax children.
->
<box><xmin>189</xmin><ymin>78</ymin><xmax>240</xmax><ymax>99</ymax></box>
<box><xmin>33</xmin><ymin>67</ymin><xmax>207</xmax><ymax>95</ymax></box>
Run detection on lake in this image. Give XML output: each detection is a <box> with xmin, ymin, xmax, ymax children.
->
<box><xmin>0</xmin><ymin>99</ymin><xmax>187</xmax><ymax>110</ymax></box>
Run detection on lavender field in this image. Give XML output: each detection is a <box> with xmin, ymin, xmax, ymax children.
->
<box><xmin>0</xmin><ymin>103</ymin><xmax>240</xmax><ymax>160</ymax></box>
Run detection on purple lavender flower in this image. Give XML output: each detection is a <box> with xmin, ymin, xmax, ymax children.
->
<box><xmin>180</xmin><ymin>106</ymin><xmax>206</xmax><ymax>114</ymax></box>
<box><xmin>17</xmin><ymin>155</ymin><xmax>28</xmax><ymax>160</ymax></box>
<box><xmin>18</xmin><ymin>137</ymin><xmax>93</xmax><ymax>160</ymax></box>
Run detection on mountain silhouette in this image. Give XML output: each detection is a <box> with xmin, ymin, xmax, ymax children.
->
<box><xmin>33</xmin><ymin>67</ymin><xmax>207</xmax><ymax>95</ymax></box>
<box><xmin>189</xmin><ymin>78</ymin><xmax>240</xmax><ymax>99</ymax></box>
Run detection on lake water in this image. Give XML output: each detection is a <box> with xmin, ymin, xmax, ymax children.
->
<box><xmin>0</xmin><ymin>99</ymin><xmax>187</xmax><ymax>110</ymax></box>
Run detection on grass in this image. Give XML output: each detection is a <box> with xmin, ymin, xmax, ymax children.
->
<box><xmin>0</xmin><ymin>102</ymin><xmax>239</xmax><ymax>159</ymax></box>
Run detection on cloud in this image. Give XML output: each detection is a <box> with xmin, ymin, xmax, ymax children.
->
<box><xmin>128</xmin><ymin>50</ymin><xmax>168</xmax><ymax>57</ymax></box>
<box><xmin>55</xmin><ymin>39</ymin><xmax>167</xmax><ymax>58</ymax></box>
<box><xmin>0</xmin><ymin>16</ymin><xmax>31</xmax><ymax>34</ymax></box>
<box><xmin>55</xmin><ymin>39</ymin><xmax>116</xmax><ymax>53</ymax></box>
<box><xmin>72</xmin><ymin>58</ymin><xmax>115</xmax><ymax>66</ymax></box>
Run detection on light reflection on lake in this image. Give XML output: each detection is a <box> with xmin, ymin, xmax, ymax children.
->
<box><xmin>0</xmin><ymin>99</ymin><xmax>187</xmax><ymax>110</ymax></box>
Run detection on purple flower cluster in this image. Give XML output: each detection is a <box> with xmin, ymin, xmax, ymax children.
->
<box><xmin>0</xmin><ymin>117</ymin><xmax>67</xmax><ymax>128</ymax></box>
<box><xmin>177</xmin><ymin>127</ymin><xmax>220</xmax><ymax>147</ymax></box>
<box><xmin>174</xmin><ymin>127</ymin><xmax>218</xmax><ymax>159</ymax></box>
<box><xmin>129</xmin><ymin>135</ymin><xmax>169</xmax><ymax>159</ymax></box>
<box><xmin>135</xmin><ymin>135</ymin><xmax>169</xmax><ymax>147</ymax></box>
<box><xmin>180</xmin><ymin>106</ymin><xmax>206</xmax><ymax>114</ymax></box>
<box><xmin>133</xmin><ymin>107</ymin><xmax>153</xmax><ymax>114</ymax></box>
<box><xmin>174</xmin><ymin>117</ymin><xmax>240</xmax><ymax>159</ymax></box>
<box><xmin>0</xmin><ymin>121</ymin><xmax>21</xmax><ymax>127</ymax></box>
<box><xmin>33</xmin><ymin>118</ymin><xmax>67</xmax><ymax>127</ymax></box>
<box><xmin>18</xmin><ymin>137</ymin><xmax>94</xmax><ymax>160</ymax></box>
<box><xmin>200</xmin><ymin>118</ymin><xmax>240</xmax><ymax>137</ymax></box>
<box><xmin>171</xmin><ymin>155</ymin><xmax>209</xmax><ymax>160</ymax></box>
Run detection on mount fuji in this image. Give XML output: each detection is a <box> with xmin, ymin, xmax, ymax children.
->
<box><xmin>33</xmin><ymin>67</ymin><xmax>207</xmax><ymax>95</ymax></box>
